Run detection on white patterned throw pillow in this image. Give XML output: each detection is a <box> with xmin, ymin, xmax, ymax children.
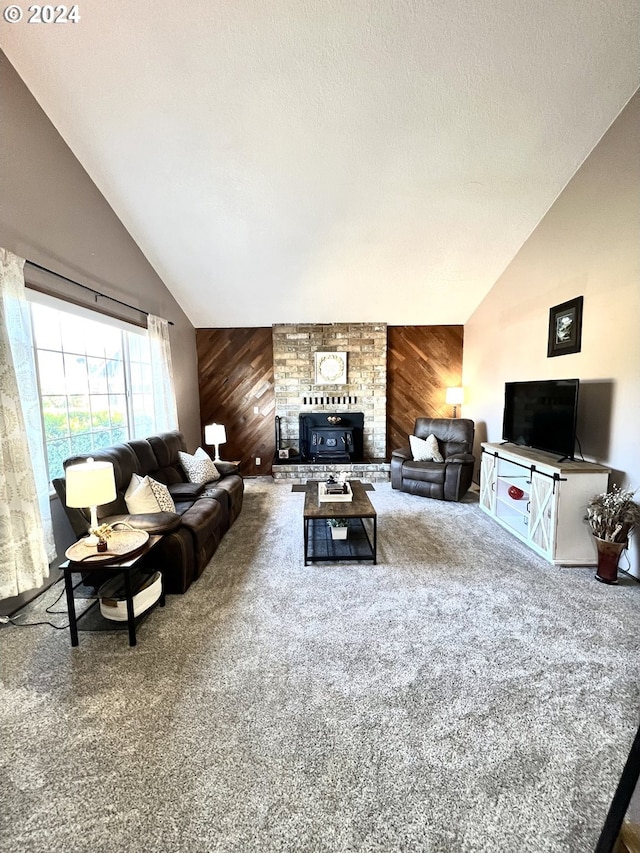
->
<box><xmin>179</xmin><ymin>448</ymin><xmax>220</xmax><ymax>484</ymax></box>
<box><xmin>148</xmin><ymin>478</ymin><xmax>176</xmax><ymax>513</ymax></box>
<box><xmin>195</xmin><ymin>446</ymin><xmax>220</xmax><ymax>481</ymax></box>
<box><xmin>409</xmin><ymin>433</ymin><xmax>444</xmax><ymax>463</ymax></box>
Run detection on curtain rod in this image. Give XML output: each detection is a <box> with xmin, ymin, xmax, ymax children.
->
<box><xmin>25</xmin><ymin>259</ymin><xmax>174</xmax><ymax>325</ymax></box>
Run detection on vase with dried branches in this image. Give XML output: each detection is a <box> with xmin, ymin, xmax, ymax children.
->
<box><xmin>586</xmin><ymin>486</ymin><xmax>640</xmax><ymax>584</ymax></box>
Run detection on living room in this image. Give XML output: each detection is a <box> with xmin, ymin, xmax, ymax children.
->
<box><xmin>2</xmin><ymin>42</ymin><xmax>639</xmax><ymax>566</ymax></box>
<box><xmin>1</xmin><ymin>4</ymin><xmax>640</xmax><ymax>851</ymax></box>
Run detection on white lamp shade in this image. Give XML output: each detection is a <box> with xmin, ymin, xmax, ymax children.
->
<box><xmin>445</xmin><ymin>387</ymin><xmax>464</xmax><ymax>406</ymax></box>
<box><xmin>205</xmin><ymin>423</ymin><xmax>227</xmax><ymax>446</ymax></box>
<box><xmin>65</xmin><ymin>458</ymin><xmax>116</xmax><ymax>509</ymax></box>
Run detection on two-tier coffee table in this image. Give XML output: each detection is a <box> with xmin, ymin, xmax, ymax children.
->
<box><xmin>303</xmin><ymin>480</ymin><xmax>377</xmax><ymax>565</ymax></box>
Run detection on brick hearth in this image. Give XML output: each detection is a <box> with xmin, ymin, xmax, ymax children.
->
<box><xmin>271</xmin><ymin>460</ymin><xmax>390</xmax><ymax>484</ymax></box>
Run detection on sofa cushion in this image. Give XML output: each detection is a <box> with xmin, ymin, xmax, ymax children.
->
<box><xmin>410</xmin><ymin>433</ymin><xmax>444</xmax><ymax>463</ymax></box>
<box><xmin>179</xmin><ymin>448</ymin><xmax>221</xmax><ymax>484</ymax></box>
<box><xmin>180</xmin><ymin>498</ymin><xmax>225</xmax><ymax>577</ymax></box>
<box><xmin>128</xmin><ymin>438</ymin><xmax>159</xmax><ymax>477</ymax></box>
<box><xmin>147</xmin><ymin>432</ymin><xmax>190</xmax><ymax>486</ymax></box>
<box><xmin>203</xmin><ymin>474</ymin><xmax>244</xmax><ymax>528</ymax></box>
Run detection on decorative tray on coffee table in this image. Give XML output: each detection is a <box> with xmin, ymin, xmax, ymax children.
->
<box><xmin>318</xmin><ymin>482</ymin><xmax>353</xmax><ymax>502</ymax></box>
<box><xmin>65</xmin><ymin>530</ymin><xmax>150</xmax><ymax>565</ymax></box>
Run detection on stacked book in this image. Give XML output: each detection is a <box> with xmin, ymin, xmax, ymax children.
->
<box><xmin>318</xmin><ymin>480</ymin><xmax>353</xmax><ymax>502</ymax></box>
<box><xmin>325</xmin><ymin>481</ymin><xmax>348</xmax><ymax>495</ymax></box>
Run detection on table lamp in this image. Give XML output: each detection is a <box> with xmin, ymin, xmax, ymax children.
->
<box><xmin>65</xmin><ymin>457</ymin><xmax>116</xmax><ymax>546</ymax></box>
<box><xmin>205</xmin><ymin>423</ymin><xmax>227</xmax><ymax>462</ymax></box>
<box><xmin>445</xmin><ymin>386</ymin><xmax>464</xmax><ymax>418</ymax></box>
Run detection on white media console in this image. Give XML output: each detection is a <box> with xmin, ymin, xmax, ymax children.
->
<box><xmin>479</xmin><ymin>442</ymin><xmax>610</xmax><ymax>566</ymax></box>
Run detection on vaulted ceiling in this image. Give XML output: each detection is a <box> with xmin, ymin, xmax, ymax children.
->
<box><xmin>3</xmin><ymin>1</ymin><xmax>639</xmax><ymax>327</ymax></box>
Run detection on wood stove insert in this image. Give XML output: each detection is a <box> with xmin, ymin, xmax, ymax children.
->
<box><xmin>299</xmin><ymin>412</ymin><xmax>364</xmax><ymax>463</ymax></box>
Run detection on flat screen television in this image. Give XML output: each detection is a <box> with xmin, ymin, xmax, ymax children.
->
<box><xmin>502</xmin><ymin>379</ymin><xmax>579</xmax><ymax>460</ymax></box>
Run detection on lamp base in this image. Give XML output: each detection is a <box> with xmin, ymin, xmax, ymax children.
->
<box><xmin>86</xmin><ymin>505</ymin><xmax>100</xmax><ymax>546</ymax></box>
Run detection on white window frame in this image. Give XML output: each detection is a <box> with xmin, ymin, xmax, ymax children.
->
<box><xmin>27</xmin><ymin>291</ymin><xmax>155</xmax><ymax>483</ymax></box>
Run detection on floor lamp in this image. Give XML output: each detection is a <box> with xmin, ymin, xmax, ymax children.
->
<box><xmin>446</xmin><ymin>386</ymin><xmax>464</xmax><ymax>418</ymax></box>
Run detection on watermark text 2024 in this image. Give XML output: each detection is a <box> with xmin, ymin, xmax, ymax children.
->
<box><xmin>2</xmin><ymin>5</ymin><xmax>81</xmax><ymax>24</ymax></box>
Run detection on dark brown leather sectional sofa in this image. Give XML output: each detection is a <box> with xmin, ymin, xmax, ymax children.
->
<box><xmin>53</xmin><ymin>431</ymin><xmax>244</xmax><ymax>594</ymax></box>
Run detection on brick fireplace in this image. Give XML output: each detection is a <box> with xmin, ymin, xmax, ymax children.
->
<box><xmin>271</xmin><ymin>323</ymin><xmax>389</xmax><ymax>482</ymax></box>
<box><xmin>272</xmin><ymin>323</ymin><xmax>387</xmax><ymax>454</ymax></box>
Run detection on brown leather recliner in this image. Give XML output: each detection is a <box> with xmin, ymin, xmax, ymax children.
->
<box><xmin>391</xmin><ymin>418</ymin><xmax>475</xmax><ymax>501</ymax></box>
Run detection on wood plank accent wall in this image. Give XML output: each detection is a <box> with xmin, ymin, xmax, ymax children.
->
<box><xmin>196</xmin><ymin>325</ymin><xmax>463</xmax><ymax>473</ymax></box>
<box><xmin>196</xmin><ymin>328</ymin><xmax>275</xmax><ymax>477</ymax></box>
<box><xmin>386</xmin><ymin>326</ymin><xmax>464</xmax><ymax>456</ymax></box>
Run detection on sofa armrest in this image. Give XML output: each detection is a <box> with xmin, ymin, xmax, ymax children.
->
<box><xmin>215</xmin><ymin>461</ymin><xmax>241</xmax><ymax>477</ymax></box>
<box><xmin>104</xmin><ymin>512</ymin><xmax>182</xmax><ymax>534</ymax></box>
<box><xmin>168</xmin><ymin>482</ymin><xmax>206</xmax><ymax>499</ymax></box>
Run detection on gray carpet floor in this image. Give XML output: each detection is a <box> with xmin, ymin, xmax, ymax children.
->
<box><xmin>1</xmin><ymin>478</ymin><xmax>639</xmax><ymax>853</ymax></box>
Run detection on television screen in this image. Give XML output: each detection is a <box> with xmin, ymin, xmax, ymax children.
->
<box><xmin>502</xmin><ymin>379</ymin><xmax>579</xmax><ymax>459</ymax></box>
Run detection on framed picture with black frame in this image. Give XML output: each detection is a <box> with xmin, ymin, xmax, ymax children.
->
<box><xmin>547</xmin><ymin>296</ymin><xmax>583</xmax><ymax>357</ymax></box>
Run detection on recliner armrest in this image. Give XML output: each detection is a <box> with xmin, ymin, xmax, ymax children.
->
<box><xmin>391</xmin><ymin>446</ymin><xmax>412</xmax><ymax>462</ymax></box>
<box><xmin>445</xmin><ymin>453</ymin><xmax>475</xmax><ymax>464</ymax></box>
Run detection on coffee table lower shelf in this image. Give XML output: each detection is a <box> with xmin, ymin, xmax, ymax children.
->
<box><xmin>304</xmin><ymin>517</ymin><xmax>377</xmax><ymax>565</ymax></box>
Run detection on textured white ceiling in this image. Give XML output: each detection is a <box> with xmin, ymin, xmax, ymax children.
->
<box><xmin>3</xmin><ymin>1</ymin><xmax>639</xmax><ymax>326</ymax></box>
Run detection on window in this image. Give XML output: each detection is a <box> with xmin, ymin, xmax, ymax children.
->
<box><xmin>29</xmin><ymin>295</ymin><xmax>155</xmax><ymax>482</ymax></box>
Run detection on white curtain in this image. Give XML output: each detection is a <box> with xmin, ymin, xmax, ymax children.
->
<box><xmin>0</xmin><ymin>249</ymin><xmax>55</xmax><ymax>599</ymax></box>
<box><xmin>147</xmin><ymin>314</ymin><xmax>178</xmax><ymax>433</ymax></box>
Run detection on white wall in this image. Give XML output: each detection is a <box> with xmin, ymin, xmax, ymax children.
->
<box><xmin>464</xmin><ymin>91</ymin><xmax>640</xmax><ymax>576</ymax></box>
<box><xmin>0</xmin><ymin>51</ymin><xmax>201</xmax><ymax>448</ymax></box>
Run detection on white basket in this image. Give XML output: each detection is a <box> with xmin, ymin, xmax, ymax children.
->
<box><xmin>98</xmin><ymin>571</ymin><xmax>162</xmax><ymax>621</ymax></box>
